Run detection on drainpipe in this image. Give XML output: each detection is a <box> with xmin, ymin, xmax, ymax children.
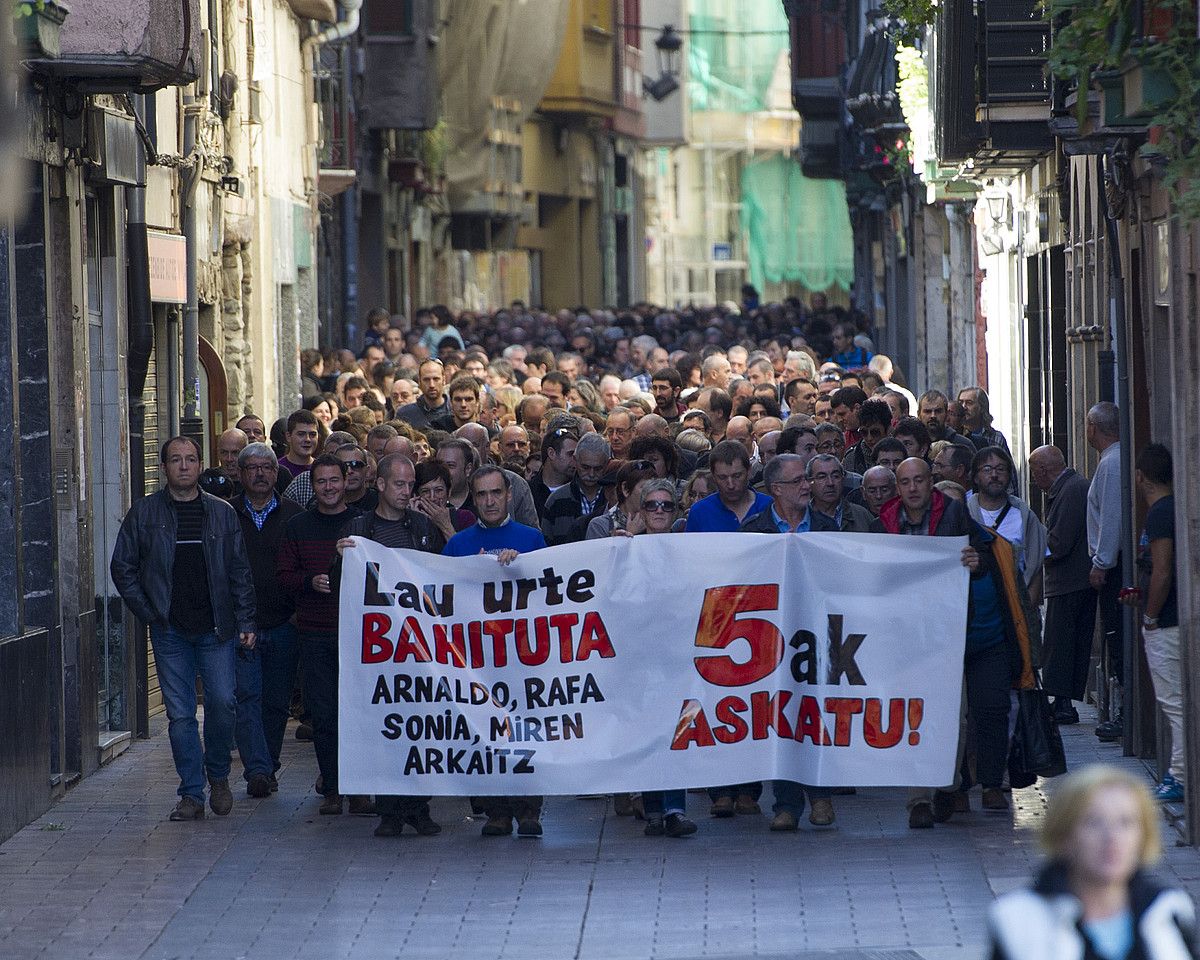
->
<box><xmin>181</xmin><ymin>84</ymin><xmax>203</xmax><ymax>452</ymax></box>
<box><xmin>126</xmin><ymin>94</ymin><xmax>153</xmax><ymax>740</ymax></box>
<box><xmin>1099</xmin><ymin>154</ymin><xmax>1136</xmax><ymax>752</ymax></box>
<box><xmin>303</xmin><ymin>0</ymin><xmax>362</xmax><ymax>345</ymax></box>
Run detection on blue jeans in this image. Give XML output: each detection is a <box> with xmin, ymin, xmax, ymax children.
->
<box><xmin>257</xmin><ymin>623</ymin><xmax>300</xmax><ymax>771</ymax></box>
<box><xmin>235</xmin><ymin>646</ymin><xmax>273</xmax><ymax>780</ymax></box>
<box><xmin>150</xmin><ymin>626</ymin><xmax>237</xmax><ymax>801</ymax></box>
<box><xmin>772</xmin><ymin>781</ymin><xmax>832</xmax><ymax>817</ymax></box>
<box><xmin>642</xmin><ymin>790</ymin><xmax>686</xmax><ymax>817</ymax></box>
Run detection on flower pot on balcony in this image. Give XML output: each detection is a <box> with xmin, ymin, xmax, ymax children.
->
<box><xmin>15</xmin><ymin>1</ymin><xmax>67</xmax><ymax>59</ymax></box>
<box><xmin>1095</xmin><ymin>70</ymin><xmax>1130</xmax><ymax>127</ymax></box>
<box><xmin>1121</xmin><ymin>51</ymin><xmax>1177</xmax><ymax>119</ymax></box>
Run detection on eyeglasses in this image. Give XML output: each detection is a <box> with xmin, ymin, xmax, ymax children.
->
<box><xmin>341</xmin><ymin>460</ymin><xmax>367</xmax><ymax>471</ymax></box>
<box><xmin>643</xmin><ymin>500</ymin><xmax>676</xmax><ymax>512</ymax></box>
<box><xmin>243</xmin><ymin>463</ymin><xmax>276</xmax><ymax>473</ymax></box>
<box><xmin>771</xmin><ymin>477</ymin><xmax>809</xmax><ymax>487</ymax></box>
<box><xmin>978</xmin><ymin>464</ymin><xmax>1010</xmax><ymax>476</ymax></box>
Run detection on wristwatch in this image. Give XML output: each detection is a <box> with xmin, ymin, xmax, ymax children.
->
<box><xmin>1143</xmin><ymin>615</ymin><xmax>1159</xmax><ymax>629</ymax></box>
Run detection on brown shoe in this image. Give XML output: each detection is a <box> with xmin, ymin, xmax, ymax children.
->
<box><xmin>734</xmin><ymin>794</ymin><xmax>762</xmax><ymax>816</ymax></box>
<box><xmin>208</xmin><ymin>779</ymin><xmax>233</xmax><ymax>816</ymax></box>
<box><xmin>169</xmin><ymin>796</ymin><xmax>206</xmax><ymax>821</ymax></box>
<box><xmin>709</xmin><ymin>796</ymin><xmax>735</xmax><ymax>818</ymax></box>
<box><xmin>613</xmin><ymin>793</ymin><xmax>635</xmax><ymax>816</ymax></box>
<box><xmin>481</xmin><ymin>814</ymin><xmax>513</xmax><ymax>836</ymax></box>
<box><xmin>319</xmin><ymin>793</ymin><xmax>343</xmax><ymax>815</ymax></box>
<box><xmin>348</xmin><ymin>795</ymin><xmax>376</xmax><ymax>816</ymax></box>
<box><xmin>908</xmin><ymin>802</ymin><xmax>935</xmax><ymax>829</ymax></box>
<box><xmin>953</xmin><ymin>791</ymin><xmax>971</xmax><ymax>814</ymax></box>
<box><xmin>769</xmin><ymin>810</ymin><xmax>798</xmax><ymax>832</ymax></box>
<box><xmin>808</xmin><ymin>798</ymin><xmax>835</xmax><ymax>827</ymax></box>
<box><xmin>982</xmin><ymin>788</ymin><xmax>1009</xmax><ymax>810</ymax></box>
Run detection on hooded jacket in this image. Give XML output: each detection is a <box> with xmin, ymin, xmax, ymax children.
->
<box><xmin>989</xmin><ymin>862</ymin><xmax>1197</xmax><ymax>960</ymax></box>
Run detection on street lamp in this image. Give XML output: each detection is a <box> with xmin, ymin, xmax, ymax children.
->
<box><xmin>645</xmin><ymin>25</ymin><xmax>682</xmax><ymax>102</ymax></box>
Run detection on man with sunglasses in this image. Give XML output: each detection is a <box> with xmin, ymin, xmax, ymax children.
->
<box><xmin>739</xmin><ymin>454</ymin><xmax>837</xmax><ymax>831</ymax></box>
<box><xmin>529</xmin><ymin>427</ymin><xmax>579</xmax><ymax>519</ymax></box>
<box><xmin>336</xmin><ymin>454</ymin><xmax>445</xmax><ymax>838</ymax></box>
<box><xmin>841</xmin><ymin>398</ymin><xmax>892</xmax><ymax>476</ymax></box>
<box><xmin>336</xmin><ymin>445</ymin><xmax>379</xmax><ymax>513</ymax></box>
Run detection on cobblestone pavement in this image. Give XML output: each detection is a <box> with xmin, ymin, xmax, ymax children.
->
<box><xmin>3</xmin><ymin>708</ymin><xmax>1199</xmax><ymax>960</ymax></box>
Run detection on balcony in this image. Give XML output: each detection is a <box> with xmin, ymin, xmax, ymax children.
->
<box><xmin>540</xmin><ymin>1</ymin><xmax>618</xmax><ymax>120</ymax></box>
<box><xmin>315</xmin><ymin>41</ymin><xmax>355</xmax><ymax>197</ymax></box>
<box><xmin>932</xmin><ymin>0</ymin><xmax>1052</xmax><ymax>173</ymax></box>
<box><xmin>359</xmin><ymin>0</ymin><xmax>438</xmax><ymax>130</ymax></box>
<box><xmin>26</xmin><ymin>0</ymin><xmax>201</xmax><ymax>91</ymax></box>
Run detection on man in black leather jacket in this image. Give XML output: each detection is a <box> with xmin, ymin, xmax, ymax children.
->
<box><xmin>110</xmin><ymin>436</ymin><xmax>257</xmax><ymax>822</ymax></box>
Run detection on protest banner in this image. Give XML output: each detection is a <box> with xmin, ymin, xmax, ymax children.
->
<box><xmin>337</xmin><ymin>532</ymin><xmax>969</xmax><ymax>795</ymax></box>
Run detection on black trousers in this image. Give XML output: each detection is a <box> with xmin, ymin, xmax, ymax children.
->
<box><xmin>376</xmin><ymin>795</ymin><xmax>432</xmax><ymax>817</ymax></box>
<box><xmin>1098</xmin><ymin>562</ymin><xmax>1124</xmax><ymax>686</ymax></box>
<box><xmin>964</xmin><ymin>641</ymin><xmax>1013</xmax><ymax>789</ymax></box>
<box><xmin>300</xmin><ymin>635</ymin><xmax>339</xmax><ymax>796</ymax></box>
<box><xmin>483</xmin><ymin>796</ymin><xmax>543</xmax><ymax>819</ymax></box>
<box><xmin>707</xmin><ymin>782</ymin><xmax>763</xmax><ymax>802</ymax></box>
<box><xmin>1042</xmin><ymin>589</ymin><xmax>1097</xmax><ymax>702</ymax></box>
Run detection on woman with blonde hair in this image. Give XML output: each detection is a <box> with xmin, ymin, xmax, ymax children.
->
<box><xmin>988</xmin><ymin>764</ymin><xmax>1196</xmax><ymax>959</ymax></box>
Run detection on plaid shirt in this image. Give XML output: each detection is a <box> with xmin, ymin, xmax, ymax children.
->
<box><xmin>245</xmin><ymin>494</ymin><xmax>279</xmax><ymax>530</ymax></box>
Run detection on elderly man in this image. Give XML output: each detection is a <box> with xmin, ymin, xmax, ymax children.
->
<box><xmin>874</xmin><ymin>459</ymin><xmax>1038</xmax><ymax>825</ymax></box>
<box><xmin>808</xmin><ymin>455</ymin><xmax>873</xmax><ymax>532</ymax></box>
<box><xmin>694</xmin><ymin>387</ymin><xmax>732</xmax><ymax>443</ymax></box>
<box><xmin>217</xmin><ymin>427</ymin><xmax>249</xmax><ymax>486</ymax></box>
<box><xmin>860</xmin><ymin>464</ymin><xmax>897</xmax><ymax>517</ymax></box>
<box><xmin>456</xmin><ymin>423</ymin><xmax>540</xmax><ymax>527</ymax></box>
<box><xmin>701</xmin><ymin>353</ymin><xmax>733</xmax><ymax>390</ymax></box>
<box><xmin>1029</xmin><ymin>444</ymin><xmax>1094</xmax><ymax>725</ymax></box>
<box><xmin>1086</xmin><ymin>401</ymin><xmax>1125</xmax><ymax>741</ymax></box>
<box><xmin>499</xmin><ymin>425</ymin><xmax>531</xmax><ymax>463</ymax></box>
<box><xmin>542</xmin><ymin>433</ymin><xmax>611</xmax><ymax>545</ymax></box>
<box><xmin>604</xmin><ymin>407</ymin><xmax>636</xmax><ymax>460</ymax></box>
<box><xmin>739</xmin><ymin>454</ymin><xmax>837</xmax><ymax>830</ymax></box>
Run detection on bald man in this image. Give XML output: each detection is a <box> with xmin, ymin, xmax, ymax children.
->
<box><xmin>1029</xmin><ymin>444</ymin><xmax>1094</xmax><ymax>724</ymax></box>
<box><xmin>633</xmin><ymin>413</ymin><xmax>671</xmax><ymax>440</ymax></box>
<box><xmin>859</xmin><ymin>464</ymin><xmax>896</xmax><ymax>518</ymax></box>
<box><xmin>218</xmin><ymin>427</ymin><xmax>249</xmax><ymax>483</ymax></box>
<box><xmin>381</xmin><ymin>436</ymin><xmax>415</xmax><ymax>460</ymax></box>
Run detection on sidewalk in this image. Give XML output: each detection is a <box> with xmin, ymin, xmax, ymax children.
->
<box><xmin>2</xmin><ymin>709</ymin><xmax>1198</xmax><ymax>960</ymax></box>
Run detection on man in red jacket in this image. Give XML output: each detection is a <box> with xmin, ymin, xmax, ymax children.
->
<box><xmin>276</xmin><ymin>455</ymin><xmax>368</xmax><ymax>816</ymax></box>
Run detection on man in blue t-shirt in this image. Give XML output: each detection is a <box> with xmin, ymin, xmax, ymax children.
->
<box><xmin>1130</xmin><ymin>443</ymin><xmax>1182</xmax><ymax>802</ymax></box>
<box><xmin>685</xmin><ymin>439</ymin><xmax>771</xmax><ymax>533</ymax></box>
<box><xmin>443</xmin><ymin>465</ymin><xmax>547</xmax><ymax>836</ymax></box>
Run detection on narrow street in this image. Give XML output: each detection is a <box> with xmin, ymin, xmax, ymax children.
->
<box><xmin>2</xmin><ymin>712</ymin><xmax>1196</xmax><ymax>960</ymax></box>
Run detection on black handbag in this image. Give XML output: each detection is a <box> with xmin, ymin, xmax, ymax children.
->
<box><xmin>1008</xmin><ymin>686</ymin><xmax>1068</xmax><ymax>789</ymax></box>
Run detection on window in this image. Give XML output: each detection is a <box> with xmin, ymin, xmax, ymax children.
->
<box><xmin>364</xmin><ymin>0</ymin><xmax>413</xmax><ymax>36</ymax></box>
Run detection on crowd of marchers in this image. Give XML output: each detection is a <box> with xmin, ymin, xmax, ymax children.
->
<box><xmin>108</xmin><ymin>296</ymin><xmax>1183</xmax><ymax>846</ymax></box>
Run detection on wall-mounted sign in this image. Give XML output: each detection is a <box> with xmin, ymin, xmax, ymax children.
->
<box><xmin>146</xmin><ymin>231</ymin><xmax>187</xmax><ymax>304</ymax></box>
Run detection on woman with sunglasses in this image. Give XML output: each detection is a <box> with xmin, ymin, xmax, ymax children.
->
<box><xmin>614</xmin><ymin>478</ymin><xmax>698</xmax><ymax>838</ymax></box>
<box><xmin>585</xmin><ymin>460</ymin><xmax>657</xmax><ymax>539</ymax></box>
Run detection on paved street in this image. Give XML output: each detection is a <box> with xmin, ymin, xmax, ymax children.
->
<box><xmin>2</xmin><ymin>710</ymin><xmax>1198</xmax><ymax>960</ymax></box>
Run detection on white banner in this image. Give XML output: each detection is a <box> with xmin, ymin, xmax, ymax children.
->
<box><xmin>337</xmin><ymin>532</ymin><xmax>969</xmax><ymax>795</ymax></box>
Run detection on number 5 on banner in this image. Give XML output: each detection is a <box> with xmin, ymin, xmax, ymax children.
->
<box><xmin>693</xmin><ymin>585</ymin><xmax>783</xmax><ymax>687</ymax></box>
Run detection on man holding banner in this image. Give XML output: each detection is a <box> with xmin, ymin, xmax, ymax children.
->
<box><xmin>874</xmin><ymin>458</ymin><xmax>1040</xmax><ymax>828</ymax></box>
<box><xmin>738</xmin><ymin>453</ymin><xmax>838</xmax><ymax>832</ymax></box>
<box><xmin>335</xmin><ymin>453</ymin><xmax>446</xmax><ymax>838</ymax></box>
<box><xmin>443</xmin><ymin>464</ymin><xmax>549</xmax><ymax>837</ymax></box>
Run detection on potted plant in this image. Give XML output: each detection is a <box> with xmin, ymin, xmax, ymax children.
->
<box><xmin>13</xmin><ymin>0</ymin><xmax>67</xmax><ymax>59</ymax></box>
